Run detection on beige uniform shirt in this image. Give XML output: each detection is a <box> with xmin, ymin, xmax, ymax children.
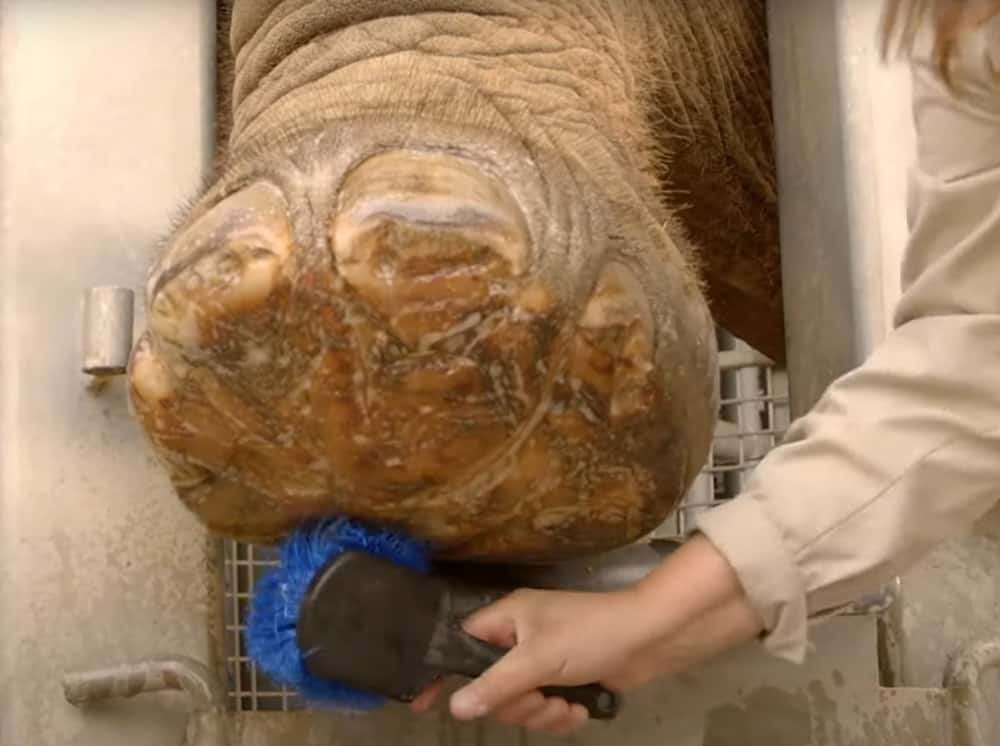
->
<box><xmin>696</xmin><ymin>17</ymin><xmax>1000</xmax><ymax>664</ymax></box>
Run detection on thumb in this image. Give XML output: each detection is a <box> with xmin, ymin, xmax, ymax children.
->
<box><xmin>461</xmin><ymin>600</ymin><xmax>518</xmax><ymax>648</ymax></box>
<box><xmin>450</xmin><ymin>643</ymin><xmax>557</xmax><ymax>720</ymax></box>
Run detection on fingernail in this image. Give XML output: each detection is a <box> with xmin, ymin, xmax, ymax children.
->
<box><xmin>451</xmin><ymin>689</ymin><xmax>488</xmax><ymax>720</ymax></box>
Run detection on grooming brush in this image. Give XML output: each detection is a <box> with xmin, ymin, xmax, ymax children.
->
<box><xmin>245</xmin><ymin>517</ymin><xmax>621</xmax><ymax>720</ymax></box>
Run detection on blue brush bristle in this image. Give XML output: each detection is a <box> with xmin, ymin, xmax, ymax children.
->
<box><xmin>244</xmin><ymin>516</ymin><xmax>431</xmax><ymax>711</ymax></box>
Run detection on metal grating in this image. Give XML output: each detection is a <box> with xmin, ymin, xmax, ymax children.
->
<box><xmin>222</xmin><ymin>329</ymin><xmax>790</xmax><ymax>711</ymax></box>
<box><xmin>224</xmin><ymin>541</ymin><xmax>305</xmax><ymax>712</ymax></box>
<box><xmin>657</xmin><ymin>330</ymin><xmax>791</xmax><ymax>538</ymax></box>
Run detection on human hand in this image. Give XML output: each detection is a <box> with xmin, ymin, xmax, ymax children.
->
<box><xmin>410</xmin><ymin>535</ymin><xmax>764</xmax><ymax>737</ymax></box>
<box><xmin>411</xmin><ymin>587</ymin><xmax>648</xmax><ymax>736</ymax></box>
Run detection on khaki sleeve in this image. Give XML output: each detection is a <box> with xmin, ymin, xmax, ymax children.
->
<box><xmin>695</xmin><ymin>18</ymin><xmax>1000</xmax><ymax>664</ymax></box>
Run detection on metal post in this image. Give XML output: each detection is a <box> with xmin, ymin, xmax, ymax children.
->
<box><xmin>81</xmin><ymin>286</ymin><xmax>135</xmax><ymax>376</ymax></box>
<box><xmin>766</xmin><ymin>0</ymin><xmax>862</xmax><ymax>417</ymax></box>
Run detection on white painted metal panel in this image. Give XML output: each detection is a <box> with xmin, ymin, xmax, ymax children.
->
<box><xmin>0</xmin><ymin>2</ymin><xmax>218</xmax><ymax>744</ymax></box>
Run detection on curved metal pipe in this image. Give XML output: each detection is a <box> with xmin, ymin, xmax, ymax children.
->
<box><xmin>943</xmin><ymin>639</ymin><xmax>1000</xmax><ymax>746</ymax></box>
<box><xmin>63</xmin><ymin>655</ymin><xmax>224</xmax><ymax>710</ymax></box>
<box><xmin>63</xmin><ymin>656</ymin><xmax>229</xmax><ymax>746</ymax></box>
<box><xmin>438</xmin><ymin>538</ymin><xmax>682</xmax><ymax>593</ymax></box>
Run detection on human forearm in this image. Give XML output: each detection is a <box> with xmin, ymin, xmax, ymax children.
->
<box><xmin>698</xmin><ymin>314</ymin><xmax>1000</xmax><ymax>665</ymax></box>
<box><xmin>598</xmin><ymin>534</ymin><xmax>764</xmax><ymax>690</ymax></box>
<box><xmin>696</xmin><ymin>15</ymin><xmax>1000</xmax><ymax>663</ymax></box>
<box><xmin>627</xmin><ymin>534</ymin><xmax>762</xmax><ymax>646</ymax></box>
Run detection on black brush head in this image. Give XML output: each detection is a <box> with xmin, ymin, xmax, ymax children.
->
<box><xmin>297</xmin><ymin>550</ymin><xmax>621</xmax><ymax>719</ymax></box>
<box><xmin>297</xmin><ymin>551</ymin><xmax>448</xmax><ymax>701</ymax></box>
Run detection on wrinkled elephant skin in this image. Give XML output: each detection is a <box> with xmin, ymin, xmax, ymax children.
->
<box><xmin>127</xmin><ymin>0</ymin><xmax>780</xmax><ymax>562</ymax></box>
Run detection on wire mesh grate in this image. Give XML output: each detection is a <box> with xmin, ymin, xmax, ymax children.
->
<box><xmin>223</xmin><ymin>541</ymin><xmax>305</xmax><ymax>712</ymax></box>
<box><xmin>655</xmin><ymin>330</ymin><xmax>791</xmax><ymax>538</ymax></box>
<box><xmin>222</xmin><ymin>330</ymin><xmax>789</xmax><ymax>711</ymax></box>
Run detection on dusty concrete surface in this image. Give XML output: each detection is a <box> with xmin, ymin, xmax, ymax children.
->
<box><xmin>229</xmin><ymin>617</ymin><xmax>949</xmax><ymax>746</ymax></box>
<box><xmin>893</xmin><ymin>526</ymin><xmax>1000</xmax><ymax>689</ymax></box>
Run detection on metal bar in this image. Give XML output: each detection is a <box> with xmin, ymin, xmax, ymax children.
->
<box><xmin>944</xmin><ymin>639</ymin><xmax>1000</xmax><ymax>746</ymax></box>
<box><xmin>763</xmin><ymin>3</ymin><xmax>916</xmax><ymax>699</ymax></box>
<box><xmin>248</xmin><ymin>543</ymin><xmax>259</xmax><ymax>711</ymax></box>
<box><xmin>717</xmin><ymin>348</ymin><xmax>775</xmax><ymax>371</ymax></box>
<box><xmin>766</xmin><ymin>0</ymin><xmax>862</xmax><ymax>418</ymax></box>
<box><xmin>81</xmin><ymin>286</ymin><xmax>134</xmax><ymax>376</ymax></box>
<box><xmin>229</xmin><ymin>540</ymin><xmax>244</xmax><ymax>712</ymax></box>
<box><xmin>438</xmin><ymin>539</ymin><xmax>682</xmax><ymax>595</ymax></box>
<box><xmin>64</xmin><ymin>656</ymin><xmax>225</xmax><ymax>711</ymax></box>
<box><xmin>63</xmin><ymin>656</ymin><xmax>230</xmax><ymax>746</ymax></box>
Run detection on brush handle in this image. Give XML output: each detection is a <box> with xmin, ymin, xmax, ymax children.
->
<box><xmin>442</xmin><ymin>630</ymin><xmax>620</xmax><ymax>720</ymax></box>
<box><xmin>430</xmin><ymin>581</ymin><xmax>620</xmax><ymax>720</ymax></box>
<box><xmin>537</xmin><ymin>684</ymin><xmax>620</xmax><ymax>720</ymax></box>
<box><xmin>423</xmin><ymin>575</ymin><xmax>621</xmax><ymax>719</ymax></box>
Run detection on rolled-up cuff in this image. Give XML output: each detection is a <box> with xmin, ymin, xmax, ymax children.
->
<box><xmin>694</xmin><ymin>495</ymin><xmax>810</xmax><ymax>664</ymax></box>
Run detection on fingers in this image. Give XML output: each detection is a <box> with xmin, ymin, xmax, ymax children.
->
<box><xmin>414</xmin><ymin>678</ymin><xmax>589</xmax><ymax>737</ymax></box>
<box><xmin>491</xmin><ymin>691</ymin><xmax>548</xmax><ymax>724</ymax></box>
<box><xmin>451</xmin><ymin>590</ymin><xmax>564</xmax><ymax>720</ymax></box>
<box><xmin>461</xmin><ymin>596</ymin><xmax>520</xmax><ymax>648</ymax></box>
<box><xmin>524</xmin><ymin>698</ymin><xmax>589</xmax><ymax>737</ymax></box>
<box><xmin>493</xmin><ymin>693</ymin><xmax>589</xmax><ymax>738</ymax></box>
<box><xmin>423</xmin><ymin>588</ymin><xmax>593</xmax><ymax>737</ymax></box>
<box><xmin>409</xmin><ymin>679</ymin><xmax>446</xmax><ymax>714</ymax></box>
<box><xmin>557</xmin><ymin>704</ymin><xmax>591</xmax><ymax>737</ymax></box>
<box><xmin>450</xmin><ymin>644</ymin><xmax>558</xmax><ymax>720</ymax></box>
<box><xmin>524</xmin><ymin>697</ymin><xmax>572</xmax><ymax>731</ymax></box>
